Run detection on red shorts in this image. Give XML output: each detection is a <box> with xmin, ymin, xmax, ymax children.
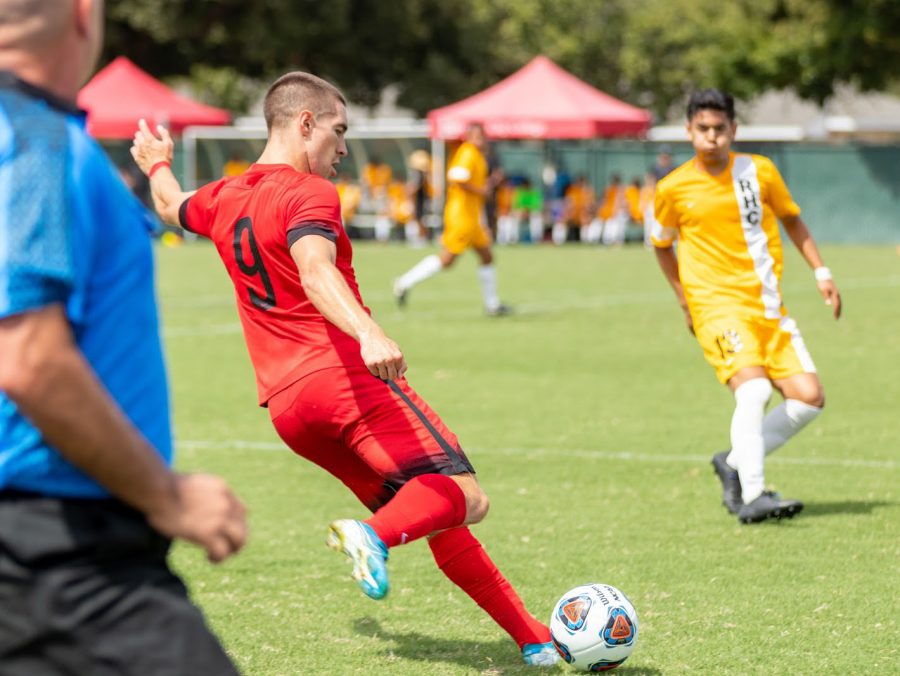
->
<box><xmin>268</xmin><ymin>366</ymin><xmax>475</xmax><ymax>512</ymax></box>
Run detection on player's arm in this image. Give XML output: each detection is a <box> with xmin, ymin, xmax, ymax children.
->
<box><xmin>0</xmin><ymin>305</ymin><xmax>247</xmax><ymax>562</ymax></box>
<box><xmin>781</xmin><ymin>214</ymin><xmax>841</xmax><ymax>319</ymax></box>
<box><xmin>654</xmin><ymin>246</ymin><xmax>693</xmax><ymax>334</ymax></box>
<box><xmin>130</xmin><ymin>119</ymin><xmax>195</xmax><ymax>226</ymax></box>
<box><xmin>447</xmin><ymin>154</ymin><xmax>489</xmax><ymax>198</ymax></box>
<box><xmin>290</xmin><ymin>234</ymin><xmax>407</xmax><ymax>381</ymax></box>
<box><xmin>651</xmin><ymin>185</ymin><xmax>692</xmax><ymax>333</ymax></box>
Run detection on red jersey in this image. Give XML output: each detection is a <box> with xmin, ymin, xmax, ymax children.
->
<box><xmin>179</xmin><ymin>164</ymin><xmax>370</xmax><ymax>405</ymax></box>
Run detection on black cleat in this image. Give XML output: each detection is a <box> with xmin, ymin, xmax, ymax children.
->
<box><xmin>486</xmin><ymin>303</ymin><xmax>513</xmax><ymax>317</ymax></box>
<box><xmin>392</xmin><ymin>280</ymin><xmax>408</xmax><ymax>308</ymax></box>
<box><xmin>711</xmin><ymin>451</ymin><xmax>743</xmax><ymax>514</ymax></box>
<box><xmin>738</xmin><ymin>491</ymin><xmax>804</xmax><ymax>524</ymax></box>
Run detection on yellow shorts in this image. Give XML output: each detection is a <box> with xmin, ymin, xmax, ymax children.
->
<box><xmin>695</xmin><ymin>313</ymin><xmax>816</xmax><ymax>384</ymax></box>
<box><xmin>441</xmin><ymin>220</ymin><xmax>491</xmax><ymax>255</ymax></box>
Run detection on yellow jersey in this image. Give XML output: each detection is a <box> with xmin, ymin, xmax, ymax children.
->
<box><xmin>565</xmin><ymin>183</ymin><xmax>595</xmax><ymax>223</ymax></box>
<box><xmin>444</xmin><ymin>141</ymin><xmax>487</xmax><ymax>228</ymax></box>
<box><xmin>363</xmin><ymin>163</ymin><xmax>392</xmax><ymax>195</ymax></box>
<box><xmin>652</xmin><ymin>153</ymin><xmax>801</xmax><ymax>321</ymax></box>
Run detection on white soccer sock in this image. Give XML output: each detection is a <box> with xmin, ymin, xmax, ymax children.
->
<box><xmin>477</xmin><ymin>264</ymin><xmax>500</xmax><ymax>311</ymax></box>
<box><xmin>763</xmin><ymin>399</ymin><xmax>822</xmax><ymax>456</ymax></box>
<box><xmin>374</xmin><ymin>216</ymin><xmax>392</xmax><ymax>242</ymax></box>
<box><xmin>551</xmin><ymin>223</ymin><xmax>567</xmax><ymax>245</ymax></box>
<box><xmin>396</xmin><ymin>254</ymin><xmax>443</xmax><ymax>291</ymax></box>
<box><xmin>404</xmin><ymin>221</ymin><xmax>421</xmax><ymax>244</ymax></box>
<box><xmin>726</xmin><ymin>378</ymin><xmax>773</xmax><ymax>503</ymax></box>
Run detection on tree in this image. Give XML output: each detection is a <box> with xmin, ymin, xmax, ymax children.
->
<box><xmin>104</xmin><ymin>0</ymin><xmax>497</xmax><ymax>114</ymax></box>
<box><xmin>103</xmin><ymin>0</ymin><xmax>900</xmax><ymax>118</ymax></box>
<box><xmin>618</xmin><ymin>0</ymin><xmax>900</xmax><ymax>119</ymax></box>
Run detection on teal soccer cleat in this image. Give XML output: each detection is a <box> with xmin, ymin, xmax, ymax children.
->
<box><xmin>326</xmin><ymin>519</ymin><xmax>390</xmax><ymax>600</ymax></box>
<box><xmin>521</xmin><ymin>641</ymin><xmax>561</xmax><ymax>667</ymax></box>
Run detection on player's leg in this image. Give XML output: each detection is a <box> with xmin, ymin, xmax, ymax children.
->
<box><xmin>428</xmin><ymin>526</ymin><xmax>556</xmax><ymax>664</ymax></box>
<box><xmin>473</xmin><ymin>240</ymin><xmax>511</xmax><ymax>316</ymax></box>
<box><xmin>765</xmin><ymin>315</ymin><xmax>824</xmax><ymax>455</ymax></box>
<box><xmin>351</xmin><ymin>374</ymin><xmax>481</xmax><ymax>548</ymax></box>
<box><xmin>765</xmin><ymin>374</ymin><xmax>824</xmax><ymax>454</ymax></box>
<box><xmin>726</xmin><ymin>366</ymin><xmax>773</xmax><ymax>506</ymax></box>
<box><xmin>361</xmin><ymin>375</ymin><xmax>552</xmax><ymax>660</ymax></box>
<box><xmin>697</xmin><ymin>318</ymin><xmax>800</xmax><ymax>521</ymax></box>
<box><xmin>269</xmin><ymin>370</ymin><xmax>475</xmax><ymax>599</ymax></box>
<box><xmin>392</xmin><ymin>232</ymin><xmax>460</xmax><ymax>306</ymax></box>
<box><xmin>337</xmin><ymin>372</ymin><xmax>555</xmax><ymax>663</ymax></box>
<box><xmin>696</xmin><ymin>318</ymin><xmax>765</xmax><ymax>513</ymax></box>
<box><xmin>528</xmin><ymin>211</ymin><xmax>543</xmax><ymax>243</ymax></box>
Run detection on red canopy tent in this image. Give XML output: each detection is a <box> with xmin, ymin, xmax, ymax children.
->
<box><xmin>428</xmin><ymin>56</ymin><xmax>651</xmax><ymax>140</ymax></box>
<box><xmin>78</xmin><ymin>56</ymin><xmax>230</xmax><ymax>139</ymax></box>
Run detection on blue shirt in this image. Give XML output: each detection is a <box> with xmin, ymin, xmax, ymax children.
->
<box><xmin>0</xmin><ymin>73</ymin><xmax>172</xmax><ymax>498</ymax></box>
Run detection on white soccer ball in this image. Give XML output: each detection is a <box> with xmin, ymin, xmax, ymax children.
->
<box><xmin>549</xmin><ymin>583</ymin><xmax>639</xmax><ymax>672</ymax></box>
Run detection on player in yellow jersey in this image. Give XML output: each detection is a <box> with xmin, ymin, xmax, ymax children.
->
<box><xmin>652</xmin><ymin>89</ymin><xmax>842</xmax><ymax>524</ymax></box>
<box><xmin>393</xmin><ymin>123</ymin><xmax>510</xmax><ymax>316</ymax></box>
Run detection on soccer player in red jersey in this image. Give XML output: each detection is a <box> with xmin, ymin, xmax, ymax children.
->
<box><xmin>131</xmin><ymin>72</ymin><xmax>558</xmax><ymax>667</ymax></box>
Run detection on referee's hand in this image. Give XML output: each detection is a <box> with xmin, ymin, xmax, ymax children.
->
<box><xmin>148</xmin><ymin>473</ymin><xmax>248</xmax><ymax>563</ymax></box>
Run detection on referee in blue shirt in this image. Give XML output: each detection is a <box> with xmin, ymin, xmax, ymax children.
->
<box><xmin>0</xmin><ymin>1</ymin><xmax>247</xmax><ymax>673</ymax></box>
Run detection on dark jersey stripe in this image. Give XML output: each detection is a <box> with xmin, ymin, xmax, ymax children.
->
<box><xmin>386</xmin><ymin>380</ymin><xmax>470</xmax><ymax>474</ymax></box>
<box><xmin>286</xmin><ymin>222</ymin><xmax>338</xmax><ymax>248</ymax></box>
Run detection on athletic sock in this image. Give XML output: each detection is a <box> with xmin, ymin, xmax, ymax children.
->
<box><xmin>429</xmin><ymin>527</ymin><xmax>550</xmax><ymax>648</ymax></box>
<box><xmin>374</xmin><ymin>215</ymin><xmax>392</xmax><ymax>242</ymax></box>
<box><xmin>763</xmin><ymin>399</ymin><xmax>823</xmax><ymax>456</ymax></box>
<box><xmin>726</xmin><ymin>378</ymin><xmax>772</xmax><ymax>503</ymax></box>
<box><xmin>477</xmin><ymin>264</ymin><xmax>501</xmax><ymax>311</ymax></box>
<box><xmin>396</xmin><ymin>254</ymin><xmax>442</xmax><ymax>291</ymax></box>
<box><xmin>365</xmin><ymin>474</ymin><xmax>467</xmax><ymax>548</ymax></box>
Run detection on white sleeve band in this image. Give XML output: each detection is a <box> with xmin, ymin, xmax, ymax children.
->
<box><xmin>814</xmin><ymin>266</ymin><xmax>832</xmax><ymax>282</ymax></box>
<box><xmin>447</xmin><ymin>166</ymin><xmax>472</xmax><ymax>182</ymax></box>
<box><xmin>650</xmin><ymin>219</ymin><xmax>677</xmax><ymax>245</ymax></box>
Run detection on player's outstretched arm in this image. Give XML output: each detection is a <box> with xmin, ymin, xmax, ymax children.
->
<box><xmin>654</xmin><ymin>246</ymin><xmax>694</xmax><ymax>334</ymax></box>
<box><xmin>130</xmin><ymin>119</ymin><xmax>195</xmax><ymax>226</ymax></box>
<box><xmin>0</xmin><ymin>305</ymin><xmax>247</xmax><ymax>563</ymax></box>
<box><xmin>290</xmin><ymin>234</ymin><xmax>407</xmax><ymax>381</ymax></box>
<box><xmin>781</xmin><ymin>215</ymin><xmax>842</xmax><ymax>319</ymax></box>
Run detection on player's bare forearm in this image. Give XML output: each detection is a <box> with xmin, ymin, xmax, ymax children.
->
<box><xmin>291</xmin><ymin>236</ymin><xmax>407</xmax><ymax>379</ymax></box>
<box><xmin>0</xmin><ymin>305</ymin><xmax>177</xmax><ymax>514</ymax></box>
<box><xmin>782</xmin><ymin>215</ymin><xmax>842</xmax><ymax>319</ymax></box>
<box><xmin>654</xmin><ymin>246</ymin><xmax>693</xmax><ymax>333</ymax></box>
<box><xmin>654</xmin><ymin>247</ymin><xmax>687</xmax><ymax>308</ymax></box>
<box><xmin>148</xmin><ymin>169</ymin><xmax>193</xmax><ymax>226</ymax></box>
<box><xmin>130</xmin><ymin>119</ymin><xmax>194</xmax><ymax>226</ymax></box>
<box><xmin>301</xmin><ymin>256</ymin><xmax>379</xmax><ymax>339</ymax></box>
<box><xmin>782</xmin><ymin>215</ymin><xmax>825</xmax><ymax>268</ymax></box>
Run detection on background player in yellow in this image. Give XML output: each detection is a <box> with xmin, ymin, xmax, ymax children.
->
<box><xmin>393</xmin><ymin>123</ymin><xmax>510</xmax><ymax>316</ymax></box>
<box><xmin>652</xmin><ymin>89</ymin><xmax>842</xmax><ymax>524</ymax></box>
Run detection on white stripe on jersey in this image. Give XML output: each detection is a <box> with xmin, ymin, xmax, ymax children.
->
<box><xmin>779</xmin><ymin>315</ymin><xmax>817</xmax><ymax>373</ymax></box>
<box><xmin>732</xmin><ymin>155</ymin><xmax>782</xmax><ymax>319</ymax></box>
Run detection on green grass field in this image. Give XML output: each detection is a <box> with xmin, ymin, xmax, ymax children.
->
<box><xmin>156</xmin><ymin>241</ymin><xmax>899</xmax><ymax>675</ymax></box>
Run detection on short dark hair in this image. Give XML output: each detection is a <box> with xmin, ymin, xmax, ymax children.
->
<box><xmin>263</xmin><ymin>71</ymin><xmax>346</xmax><ymax>132</ymax></box>
<box><xmin>686</xmin><ymin>88</ymin><xmax>735</xmax><ymax>122</ymax></box>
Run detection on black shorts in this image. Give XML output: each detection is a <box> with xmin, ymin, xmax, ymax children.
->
<box><xmin>0</xmin><ymin>491</ymin><xmax>239</xmax><ymax>676</ymax></box>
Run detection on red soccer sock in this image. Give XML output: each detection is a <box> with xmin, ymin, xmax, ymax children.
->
<box><xmin>365</xmin><ymin>474</ymin><xmax>467</xmax><ymax>548</ymax></box>
<box><xmin>429</xmin><ymin>527</ymin><xmax>551</xmax><ymax>649</ymax></box>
